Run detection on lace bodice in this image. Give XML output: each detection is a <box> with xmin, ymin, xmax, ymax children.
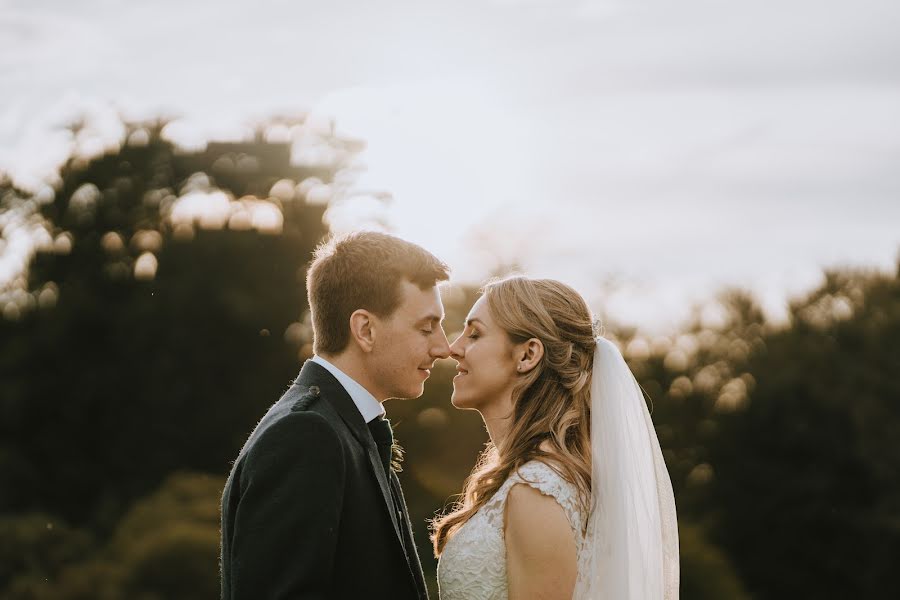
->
<box><xmin>437</xmin><ymin>460</ymin><xmax>589</xmax><ymax>600</ymax></box>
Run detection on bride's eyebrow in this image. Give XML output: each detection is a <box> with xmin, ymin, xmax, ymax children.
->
<box><xmin>464</xmin><ymin>318</ymin><xmax>485</xmax><ymax>328</ymax></box>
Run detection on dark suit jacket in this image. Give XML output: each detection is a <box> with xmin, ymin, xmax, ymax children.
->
<box><xmin>221</xmin><ymin>360</ymin><xmax>428</xmax><ymax>600</ymax></box>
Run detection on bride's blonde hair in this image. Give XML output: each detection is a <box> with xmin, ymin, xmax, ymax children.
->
<box><xmin>431</xmin><ymin>276</ymin><xmax>595</xmax><ymax>556</ymax></box>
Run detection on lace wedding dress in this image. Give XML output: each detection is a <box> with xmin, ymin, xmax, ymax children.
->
<box><xmin>436</xmin><ymin>460</ymin><xmax>588</xmax><ymax>600</ymax></box>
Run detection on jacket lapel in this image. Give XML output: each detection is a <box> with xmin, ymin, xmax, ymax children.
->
<box><xmin>294</xmin><ymin>361</ymin><xmax>405</xmax><ymax>547</ymax></box>
<box><xmin>391</xmin><ymin>471</ymin><xmax>429</xmax><ymax>599</ymax></box>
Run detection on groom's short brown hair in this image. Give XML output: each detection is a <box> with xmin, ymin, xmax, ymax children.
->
<box><xmin>306</xmin><ymin>231</ymin><xmax>450</xmax><ymax>355</ymax></box>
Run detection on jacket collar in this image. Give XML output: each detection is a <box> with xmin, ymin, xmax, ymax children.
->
<box><xmin>294</xmin><ymin>360</ymin><xmax>373</xmax><ymax>448</ymax></box>
<box><xmin>293</xmin><ymin>360</ymin><xmax>408</xmax><ymax>555</ymax></box>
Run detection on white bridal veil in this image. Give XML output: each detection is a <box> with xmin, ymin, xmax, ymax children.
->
<box><xmin>574</xmin><ymin>337</ymin><xmax>680</xmax><ymax>599</ymax></box>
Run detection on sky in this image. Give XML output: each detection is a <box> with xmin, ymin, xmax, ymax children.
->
<box><xmin>1</xmin><ymin>0</ymin><xmax>898</xmax><ymax>332</ymax></box>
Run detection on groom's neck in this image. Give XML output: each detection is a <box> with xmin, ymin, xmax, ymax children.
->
<box><xmin>319</xmin><ymin>351</ymin><xmax>386</xmax><ymax>402</ymax></box>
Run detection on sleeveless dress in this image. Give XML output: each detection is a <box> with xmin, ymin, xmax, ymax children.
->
<box><xmin>436</xmin><ymin>460</ymin><xmax>589</xmax><ymax>600</ymax></box>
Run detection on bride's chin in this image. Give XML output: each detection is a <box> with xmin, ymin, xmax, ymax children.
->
<box><xmin>449</xmin><ymin>391</ymin><xmax>470</xmax><ymax>409</ymax></box>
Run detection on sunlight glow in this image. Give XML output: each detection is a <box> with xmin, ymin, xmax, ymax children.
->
<box><xmin>167</xmin><ymin>189</ymin><xmax>285</xmax><ymax>235</ymax></box>
<box><xmin>134</xmin><ymin>252</ymin><xmax>158</xmax><ymax>281</ymax></box>
<box><xmin>169</xmin><ymin>191</ymin><xmax>232</xmax><ymax>230</ymax></box>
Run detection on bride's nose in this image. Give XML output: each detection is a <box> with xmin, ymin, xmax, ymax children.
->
<box><xmin>449</xmin><ymin>337</ymin><xmax>464</xmax><ymax>360</ymax></box>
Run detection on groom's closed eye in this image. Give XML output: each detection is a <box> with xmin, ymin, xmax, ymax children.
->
<box><xmin>419</xmin><ymin>315</ymin><xmax>443</xmax><ymax>334</ymax></box>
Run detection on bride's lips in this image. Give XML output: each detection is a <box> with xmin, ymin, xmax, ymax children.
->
<box><xmin>454</xmin><ymin>367</ymin><xmax>469</xmax><ymax>379</ymax></box>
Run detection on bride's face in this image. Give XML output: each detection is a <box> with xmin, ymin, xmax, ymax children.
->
<box><xmin>449</xmin><ymin>296</ymin><xmax>519</xmax><ymax>414</ymax></box>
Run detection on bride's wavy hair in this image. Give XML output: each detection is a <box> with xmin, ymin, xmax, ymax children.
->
<box><xmin>431</xmin><ymin>276</ymin><xmax>596</xmax><ymax>556</ymax></box>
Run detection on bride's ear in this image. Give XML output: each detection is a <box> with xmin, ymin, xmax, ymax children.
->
<box><xmin>516</xmin><ymin>338</ymin><xmax>544</xmax><ymax>374</ymax></box>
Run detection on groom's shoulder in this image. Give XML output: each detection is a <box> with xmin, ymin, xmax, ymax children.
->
<box><xmin>279</xmin><ymin>383</ymin><xmax>350</xmax><ymax>440</ymax></box>
<box><xmin>247</xmin><ymin>388</ymin><xmax>341</xmax><ymax>456</ymax></box>
<box><xmin>285</xmin><ymin>384</ymin><xmax>340</xmax><ymax>428</ymax></box>
<box><xmin>290</xmin><ymin>384</ymin><xmax>323</xmax><ymax>413</ymax></box>
<box><xmin>246</xmin><ymin>385</ymin><xmax>335</xmax><ymax>447</ymax></box>
<box><xmin>267</xmin><ymin>384</ymin><xmax>334</xmax><ymax>430</ymax></box>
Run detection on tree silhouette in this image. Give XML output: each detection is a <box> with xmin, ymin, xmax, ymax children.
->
<box><xmin>706</xmin><ymin>267</ymin><xmax>900</xmax><ymax>599</ymax></box>
<box><xmin>0</xmin><ymin>117</ymin><xmax>356</xmax><ymax>595</ymax></box>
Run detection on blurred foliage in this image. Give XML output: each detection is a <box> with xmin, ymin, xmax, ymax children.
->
<box><xmin>678</xmin><ymin>523</ymin><xmax>750</xmax><ymax>600</ymax></box>
<box><xmin>0</xmin><ymin>117</ymin><xmax>341</xmax><ymax>596</ymax></box>
<box><xmin>0</xmin><ymin>512</ymin><xmax>95</xmax><ymax>588</ymax></box>
<box><xmin>4</xmin><ymin>472</ymin><xmax>223</xmax><ymax>600</ymax></box>
<box><xmin>1</xmin><ymin>117</ymin><xmax>898</xmax><ymax>599</ymax></box>
<box><xmin>0</xmin><ymin>119</ymin><xmax>337</xmax><ymax>531</ymax></box>
<box><xmin>706</xmin><ymin>270</ymin><xmax>900</xmax><ymax>599</ymax></box>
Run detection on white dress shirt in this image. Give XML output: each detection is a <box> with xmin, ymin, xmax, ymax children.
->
<box><xmin>310</xmin><ymin>355</ymin><xmax>385</xmax><ymax>423</ymax></box>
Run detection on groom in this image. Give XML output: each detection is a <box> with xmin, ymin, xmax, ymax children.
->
<box><xmin>220</xmin><ymin>231</ymin><xmax>450</xmax><ymax>599</ymax></box>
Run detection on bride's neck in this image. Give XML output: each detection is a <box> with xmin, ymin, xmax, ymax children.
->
<box><xmin>480</xmin><ymin>392</ymin><xmax>515</xmax><ymax>448</ymax></box>
<box><xmin>482</xmin><ymin>412</ymin><xmax>512</xmax><ymax>449</ymax></box>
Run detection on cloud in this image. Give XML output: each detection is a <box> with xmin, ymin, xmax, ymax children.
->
<box><xmin>1</xmin><ymin>0</ymin><xmax>897</xmax><ymax>330</ymax></box>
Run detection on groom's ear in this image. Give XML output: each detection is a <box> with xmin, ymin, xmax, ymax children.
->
<box><xmin>349</xmin><ymin>309</ymin><xmax>376</xmax><ymax>352</ymax></box>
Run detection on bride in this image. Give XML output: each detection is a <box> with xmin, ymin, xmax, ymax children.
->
<box><xmin>432</xmin><ymin>276</ymin><xmax>679</xmax><ymax>599</ymax></box>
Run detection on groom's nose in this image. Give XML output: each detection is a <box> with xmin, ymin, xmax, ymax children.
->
<box><xmin>431</xmin><ymin>329</ymin><xmax>451</xmax><ymax>360</ymax></box>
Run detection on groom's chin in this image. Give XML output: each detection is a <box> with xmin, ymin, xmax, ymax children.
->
<box><xmin>398</xmin><ymin>383</ymin><xmax>426</xmax><ymax>400</ymax></box>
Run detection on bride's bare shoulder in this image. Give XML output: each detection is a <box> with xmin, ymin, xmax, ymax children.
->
<box><xmin>504</xmin><ymin>480</ymin><xmax>577</xmax><ymax>598</ymax></box>
<box><xmin>505</xmin><ymin>480</ymin><xmax>571</xmax><ymax>532</ymax></box>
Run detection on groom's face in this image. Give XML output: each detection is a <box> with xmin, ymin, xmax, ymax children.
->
<box><xmin>370</xmin><ymin>279</ymin><xmax>450</xmax><ymax>400</ymax></box>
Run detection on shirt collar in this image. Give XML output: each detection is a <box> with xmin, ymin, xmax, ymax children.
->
<box><xmin>310</xmin><ymin>355</ymin><xmax>385</xmax><ymax>423</ymax></box>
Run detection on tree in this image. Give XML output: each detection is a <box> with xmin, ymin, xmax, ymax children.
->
<box><xmin>707</xmin><ymin>266</ymin><xmax>900</xmax><ymax>599</ymax></box>
<box><xmin>0</xmin><ymin>117</ymin><xmax>359</xmax><ymax>594</ymax></box>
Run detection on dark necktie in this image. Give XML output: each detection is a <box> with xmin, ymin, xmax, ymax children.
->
<box><xmin>367</xmin><ymin>418</ymin><xmax>426</xmax><ymax>598</ymax></box>
<box><xmin>367</xmin><ymin>416</ymin><xmax>393</xmax><ymax>477</ymax></box>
